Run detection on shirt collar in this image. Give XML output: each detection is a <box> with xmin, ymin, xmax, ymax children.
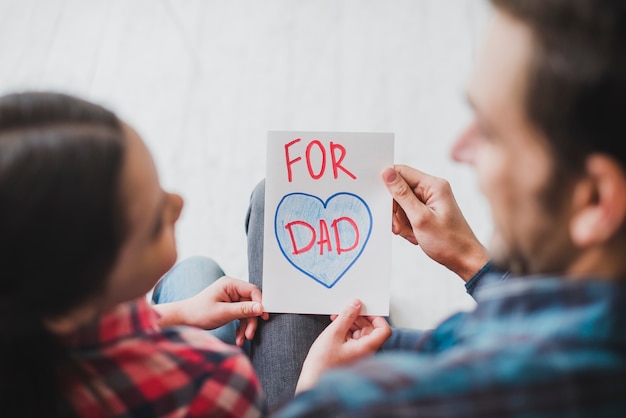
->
<box><xmin>475</xmin><ymin>274</ymin><xmax>626</xmax><ymax>303</ymax></box>
<box><xmin>66</xmin><ymin>297</ymin><xmax>160</xmax><ymax>349</ymax></box>
<box><xmin>467</xmin><ymin>275</ymin><xmax>626</xmax><ymax>342</ymax></box>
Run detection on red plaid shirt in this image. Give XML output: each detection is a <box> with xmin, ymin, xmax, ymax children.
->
<box><xmin>63</xmin><ymin>298</ymin><xmax>265</xmax><ymax>417</ymax></box>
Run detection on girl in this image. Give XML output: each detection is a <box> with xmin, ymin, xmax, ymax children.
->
<box><xmin>0</xmin><ymin>92</ymin><xmax>267</xmax><ymax>417</ymax></box>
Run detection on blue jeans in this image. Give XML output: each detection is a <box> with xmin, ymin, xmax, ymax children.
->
<box><xmin>151</xmin><ymin>255</ymin><xmax>238</xmax><ymax>346</ymax></box>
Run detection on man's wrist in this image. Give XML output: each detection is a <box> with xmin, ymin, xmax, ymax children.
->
<box><xmin>454</xmin><ymin>245</ymin><xmax>490</xmax><ymax>283</ymax></box>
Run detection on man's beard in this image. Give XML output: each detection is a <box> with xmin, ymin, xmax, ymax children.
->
<box><xmin>487</xmin><ymin>166</ymin><xmax>578</xmax><ymax>277</ymax></box>
<box><xmin>489</xmin><ymin>232</ymin><xmax>533</xmax><ymax>276</ymax></box>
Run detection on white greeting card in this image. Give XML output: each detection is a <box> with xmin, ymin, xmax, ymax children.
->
<box><xmin>262</xmin><ymin>131</ymin><xmax>394</xmax><ymax>315</ymax></box>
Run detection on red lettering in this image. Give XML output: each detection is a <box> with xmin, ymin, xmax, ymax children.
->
<box><xmin>330</xmin><ymin>142</ymin><xmax>356</xmax><ymax>180</ymax></box>
<box><xmin>284</xmin><ymin>138</ymin><xmax>302</xmax><ymax>183</ymax></box>
<box><xmin>317</xmin><ymin>219</ymin><xmax>332</xmax><ymax>255</ymax></box>
<box><xmin>285</xmin><ymin>216</ymin><xmax>360</xmax><ymax>256</ymax></box>
<box><xmin>305</xmin><ymin>140</ymin><xmax>326</xmax><ymax>180</ymax></box>
<box><xmin>331</xmin><ymin>216</ymin><xmax>359</xmax><ymax>255</ymax></box>
<box><xmin>283</xmin><ymin>139</ymin><xmax>357</xmax><ymax>182</ymax></box>
<box><xmin>285</xmin><ymin>221</ymin><xmax>315</xmax><ymax>255</ymax></box>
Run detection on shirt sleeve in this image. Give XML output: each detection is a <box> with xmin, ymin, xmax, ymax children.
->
<box><xmin>464</xmin><ymin>261</ymin><xmax>509</xmax><ymax>298</ymax></box>
<box><xmin>272</xmin><ymin>341</ymin><xmax>617</xmax><ymax>417</ymax></box>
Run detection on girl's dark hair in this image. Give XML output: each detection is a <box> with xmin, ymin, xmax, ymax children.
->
<box><xmin>490</xmin><ymin>0</ymin><xmax>626</xmax><ymax>173</ymax></box>
<box><xmin>0</xmin><ymin>92</ymin><xmax>127</xmax><ymax>417</ymax></box>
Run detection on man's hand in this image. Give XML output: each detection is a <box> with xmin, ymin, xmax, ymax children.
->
<box><xmin>296</xmin><ymin>299</ymin><xmax>391</xmax><ymax>393</ymax></box>
<box><xmin>154</xmin><ymin>276</ymin><xmax>269</xmax><ymax>347</ymax></box>
<box><xmin>383</xmin><ymin>165</ymin><xmax>489</xmax><ymax>281</ymax></box>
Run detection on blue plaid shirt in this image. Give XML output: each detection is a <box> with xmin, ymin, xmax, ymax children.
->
<box><xmin>275</xmin><ymin>267</ymin><xmax>626</xmax><ymax>417</ymax></box>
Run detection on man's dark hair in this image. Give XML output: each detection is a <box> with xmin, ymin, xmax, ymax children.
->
<box><xmin>491</xmin><ymin>0</ymin><xmax>626</xmax><ymax>173</ymax></box>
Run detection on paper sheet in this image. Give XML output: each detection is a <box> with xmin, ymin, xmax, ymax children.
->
<box><xmin>262</xmin><ymin>131</ymin><xmax>394</xmax><ymax>315</ymax></box>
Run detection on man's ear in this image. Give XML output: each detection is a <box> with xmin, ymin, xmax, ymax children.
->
<box><xmin>570</xmin><ymin>154</ymin><xmax>626</xmax><ymax>247</ymax></box>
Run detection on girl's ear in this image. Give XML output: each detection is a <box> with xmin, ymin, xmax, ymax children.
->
<box><xmin>570</xmin><ymin>154</ymin><xmax>626</xmax><ymax>247</ymax></box>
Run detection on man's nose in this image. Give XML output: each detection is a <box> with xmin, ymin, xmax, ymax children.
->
<box><xmin>451</xmin><ymin>122</ymin><xmax>478</xmax><ymax>164</ymax></box>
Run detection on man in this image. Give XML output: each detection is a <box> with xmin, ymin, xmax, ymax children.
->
<box><xmin>250</xmin><ymin>0</ymin><xmax>626</xmax><ymax>415</ymax></box>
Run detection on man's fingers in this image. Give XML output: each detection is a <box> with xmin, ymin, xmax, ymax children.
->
<box><xmin>352</xmin><ymin>316</ymin><xmax>373</xmax><ymax>331</ymax></box>
<box><xmin>382</xmin><ymin>167</ymin><xmax>428</xmax><ymax>227</ymax></box>
<box><xmin>368</xmin><ymin>321</ymin><xmax>392</xmax><ymax>349</ymax></box>
<box><xmin>382</xmin><ymin>166</ymin><xmax>421</xmax><ymax>211</ymax></box>
<box><xmin>330</xmin><ymin>299</ymin><xmax>363</xmax><ymax>337</ymax></box>
<box><xmin>393</xmin><ymin>207</ymin><xmax>419</xmax><ymax>245</ymax></box>
<box><xmin>382</xmin><ymin>168</ymin><xmax>428</xmax><ymax>245</ymax></box>
<box><xmin>394</xmin><ymin>164</ymin><xmax>434</xmax><ymax>187</ymax></box>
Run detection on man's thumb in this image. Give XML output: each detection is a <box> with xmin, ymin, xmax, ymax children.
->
<box><xmin>331</xmin><ymin>299</ymin><xmax>362</xmax><ymax>333</ymax></box>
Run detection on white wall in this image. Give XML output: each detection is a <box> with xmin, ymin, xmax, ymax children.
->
<box><xmin>0</xmin><ymin>0</ymin><xmax>492</xmax><ymax>329</ymax></box>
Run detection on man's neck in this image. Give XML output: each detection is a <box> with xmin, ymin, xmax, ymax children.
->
<box><xmin>564</xmin><ymin>241</ymin><xmax>626</xmax><ymax>281</ymax></box>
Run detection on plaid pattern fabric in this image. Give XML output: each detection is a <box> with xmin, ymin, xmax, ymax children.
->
<box><xmin>63</xmin><ymin>298</ymin><xmax>264</xmax><ymax>417</ymax></box>
<box><xmin>276</xmin><ymin>274</ymin><xmax>626</xmax><ymax>417</ymax></box>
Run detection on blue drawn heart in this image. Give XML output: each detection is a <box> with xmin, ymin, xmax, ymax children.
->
<box><xmin>274</xmin><ymin>192</ymin><xmax>372</xmax><ymax>288</ymax></box>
